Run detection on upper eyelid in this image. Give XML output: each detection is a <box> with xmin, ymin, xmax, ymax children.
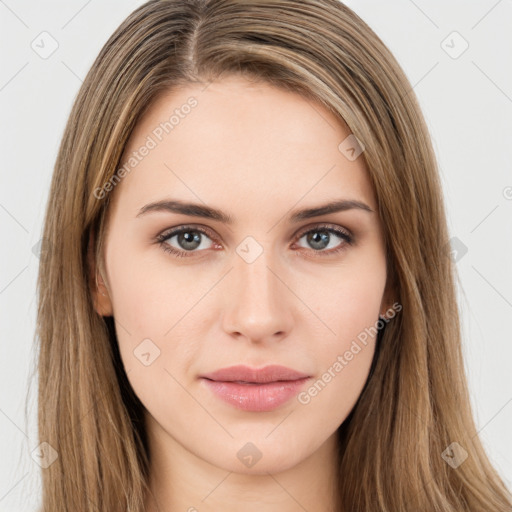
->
<box><xmin>158</xmin><ymin>224</ymin><xmax>216</xmax><ymax>241</ymax></box>
<box><xmin>157</xmin><ymin>222</ymin><xmax>352</xmax><ymax>244</ymax></box>
<box><xmin>295</xmin><ymin>222</ymin><xmax>351</xmax><ymax>237</ymax></box>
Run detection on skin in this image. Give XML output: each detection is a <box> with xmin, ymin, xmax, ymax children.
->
<box><xmin>92</xmin><ymin>76</ymin><xmax>390</xmax><ymax>512</ymax></box>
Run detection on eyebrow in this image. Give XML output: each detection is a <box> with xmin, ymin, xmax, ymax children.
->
<box><xmin>136</xmin><ymin>198</ymin><xmax>373</xmax><ymax>223</ymax></box>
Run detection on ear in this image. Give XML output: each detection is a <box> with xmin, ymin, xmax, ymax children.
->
<box><xmin>379</xmin><ymin>273</ymin><xmax>398</xmax><ymax>319</ymax></box>
<box><xmin>87</xmin><ymin>230</ymin><xmax>113</xmax><ymax>317</ymax></box>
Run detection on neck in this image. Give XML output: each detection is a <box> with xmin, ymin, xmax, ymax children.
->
<box><xmin>144</xmin><ymin>425</ymin><xmax>340</xmax><ymax>512</ymax></box>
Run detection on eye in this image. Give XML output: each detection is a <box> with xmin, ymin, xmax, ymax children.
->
<box><xmin>156</xmin><ymin>226</ymin><xmax>217</xmax><ymax>258</ymax></box>
<box><xmin>156</xmin><ymin>223</ymin><xmax>354</xmax><ymax>259</ymax></box>
<box><xmin>293</xmin><ymin>224</ymin><xmax>353</xmax><ymax>256</ymax></box>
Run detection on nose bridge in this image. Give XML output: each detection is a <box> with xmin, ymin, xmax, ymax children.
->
<box><xmin>222</xmin><ymin>237</ymin><xmax>292</xmax><ymax>340</ymax></box>
<box><xmin>237</xmin><ymin>249</ymin><xmax>275</xmax><ymax>303</ymax></box>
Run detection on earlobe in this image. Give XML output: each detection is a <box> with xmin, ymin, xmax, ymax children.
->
<box><xmin>94</xmin><ymin>271</ymin><xmax>114</xmax><ymax>317</ymax></box>
<box><xmin>379</xmin><ymin>304</ymin><xmax>391</xmax><ymax>319</ymax></box>
<box><xmin>379</xmin><ymin>284</ymin><xmax>396</xmax><ymax>320</ymax></box>
<box><xmin>87</xmin><ymin>231</ymin><xmax>114</xmax><ymax>317</ymax></box>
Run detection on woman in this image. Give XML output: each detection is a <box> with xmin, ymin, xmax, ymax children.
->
<box><xmin>36</xmin><ymin>0</ymin><xmax>512</xmax><ymax>510</ymax></box>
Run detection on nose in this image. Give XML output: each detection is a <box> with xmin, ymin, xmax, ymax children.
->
<box><xmin>221</xmin><ymin>246</ymin><xmax>294</xmax><ymax>344</ymax></box>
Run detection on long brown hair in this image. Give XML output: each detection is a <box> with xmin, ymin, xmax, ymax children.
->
<box><xmin>35</xmin><ymin>0</ymin><xmax>512</xmax><ymax>510</ymax></box>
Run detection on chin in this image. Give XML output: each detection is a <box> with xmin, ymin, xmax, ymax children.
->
<box><xmin>202</xmin><ymin>436</ymin><xmax>311</xmax><ymax>475</ymax></box>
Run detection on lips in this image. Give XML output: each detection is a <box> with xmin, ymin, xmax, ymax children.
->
<box><xmin>200</xmin><ymin>364</ymin><xmax>310</xmax><ymax>383</ymax></box>
<box><xmin>200</xmin><ymin>364</ymin><xmax>311</xmax><ymax>411</ymax></box>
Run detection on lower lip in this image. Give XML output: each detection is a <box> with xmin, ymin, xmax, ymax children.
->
<box><xmin>201</xmin><ymin>378</ymin><xmax>310</xmax><ymax>412</ymax></box>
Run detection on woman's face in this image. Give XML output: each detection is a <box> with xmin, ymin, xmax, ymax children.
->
<box><xmin>95</xmin><ymin>76</ymin><xmax>389</xmax><ymax>475</ymax></box>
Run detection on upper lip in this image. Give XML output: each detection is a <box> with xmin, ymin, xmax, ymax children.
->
<box><xmin>200</xmin><ymin>364</ymin><xmax>310</xmax><ymax>384</ymax></box>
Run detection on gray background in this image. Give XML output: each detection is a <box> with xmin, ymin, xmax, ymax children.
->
<box><xmin>1</xmin><ymin>0</ymin><xmax>511</xmax><ymax>509</ymax></box>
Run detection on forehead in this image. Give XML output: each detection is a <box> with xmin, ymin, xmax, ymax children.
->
<box><xmin>111</xmin><ymin>76</ymin><xmax>376</xmax><ymax>220</ymax></box>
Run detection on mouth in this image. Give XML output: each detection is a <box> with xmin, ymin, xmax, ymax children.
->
<box><xmin>199</xmin><ymin>365</ymin><xmax>311</xmax><ymax>412</ymax></box>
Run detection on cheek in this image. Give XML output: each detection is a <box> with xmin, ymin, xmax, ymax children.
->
<box><xmin>297</xmin><ymin>278</ymin><xmax>384</xmax><ymax>428</ymax></box>
<box><xmin>305</xmin><ymin>252</ymin><xmax>386</xmax><ymax>400</ymax></box>
<box><xmin>104</xmin><ymin>241</ymin><xmax>209</xmax><ymax>400</ymax></box>
<box><xmin>330</xmin><ymin>275</ymin><xmax>384</xmax><ymax>339</ymax></box>
<box><xmin>105</xmin><ymin>235</ymin><xmax>208</xmax><ymax>334</ymax></box>
<box><xmin>314</xmin><ymin>253</ymin><xmax>387</xmax><ymax>347</ymax></box>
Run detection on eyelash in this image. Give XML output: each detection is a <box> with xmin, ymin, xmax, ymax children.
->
<box><xmin>155</xmin><ymin>224</ymin><xmax>354</xmax><ymax>259</ymax></box>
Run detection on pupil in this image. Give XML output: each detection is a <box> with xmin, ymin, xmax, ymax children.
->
<box><xmin>308</xmin><ymin>231</ymin><xmax>329</xmax><ymax>250</ymax></box>
<box><xmin>178</xmin><ymin>231</ymin><xmax>201</xmax><ymax>250</ymax></box>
